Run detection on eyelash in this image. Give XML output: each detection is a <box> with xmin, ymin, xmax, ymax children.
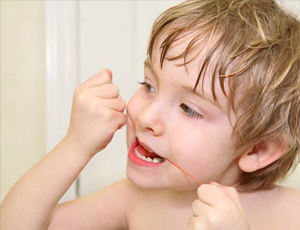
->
<box><xmin>137</xmin><ymin>81</ymin><xmax>204</xmax><ymax>120</ymax></box>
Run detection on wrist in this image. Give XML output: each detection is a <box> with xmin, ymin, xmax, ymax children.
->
<box><xmin>60</xmin><ymin>135</ymin><xmax>95</xmax><ymax>160</ymax></box>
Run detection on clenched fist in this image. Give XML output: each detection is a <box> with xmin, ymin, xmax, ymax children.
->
<box><xmin>65</xmin><ymin>69</ymin><xmax>127</xmax><ymax>157</ymax></box>
<box><xmin>187</xmin><ymin>183</ymin><xmax>250</xmax><ymax>230</ymax></box>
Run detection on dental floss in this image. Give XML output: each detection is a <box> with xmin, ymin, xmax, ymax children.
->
<box><xmin>166</xmin><ymin>159</ymin><xmax>202</xmax><ymax>185</ymax></box>
<box><xmin>126</xmin><ymin>107</ymin><xmax>203</xmax><ymax>186</ymax></box>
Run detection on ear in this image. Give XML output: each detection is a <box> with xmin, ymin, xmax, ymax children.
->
<box><xmin>238</xmin><ymin>139</ymin><xmax>288</xmax><ymax>173</ymax></box>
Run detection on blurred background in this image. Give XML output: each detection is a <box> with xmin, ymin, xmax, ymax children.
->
<box><xmin>1</xmin><ymin>0</ymin><xmax>300</xmax><ymax>203</ymax></box>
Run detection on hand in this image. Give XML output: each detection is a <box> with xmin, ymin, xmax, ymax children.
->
<box><xmin>65</xmin><ymin>69</ymin><xmax>127</xmax><ymax>156</ymax></box>
<box><xmin>187</xmin><ymin>183</ymin><xmax>250</xmax><ymax>230</ymax></box>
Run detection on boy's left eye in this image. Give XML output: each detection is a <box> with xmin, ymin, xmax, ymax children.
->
<box><xmin>180</xmin><ymin>103</ymin><xmax>204</xmax><ymax>119</ymax></box>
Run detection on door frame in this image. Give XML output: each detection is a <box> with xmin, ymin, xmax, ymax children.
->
<box><xmin>45</xmin><ymin>1</ymin><xmax>80</xmax><ymax>201</ymax></box>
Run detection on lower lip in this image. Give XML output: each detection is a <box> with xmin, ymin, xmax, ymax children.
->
<box><xmin>128</xmin><ymin>138</ymin><xmax>165</xmax><ymax>167</ymax></box>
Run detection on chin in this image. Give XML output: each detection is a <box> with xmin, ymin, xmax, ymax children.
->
<box><xmin>126</xmin><ymin>166</ymin><xmax>163</xmax><ymax>190</ymax></box>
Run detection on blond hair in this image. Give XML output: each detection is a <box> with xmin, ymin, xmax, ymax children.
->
<box><xmin>147</xmin><ymin>0</ymin><xmax>300</xmax><ymax>191</ymax></box>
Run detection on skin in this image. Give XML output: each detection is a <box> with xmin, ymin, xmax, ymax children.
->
<box><xmin>1</xmin><ymin>34</ymin><xmax>300</xmax><ymax>230</ymax></box>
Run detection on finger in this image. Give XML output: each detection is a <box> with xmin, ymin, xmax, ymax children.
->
<box><xmin>113</xmin><ymin>112</ymin><xmax>128</xmax><ymax>130</ymax></box>
<box><xmin>187</xmin><ymin>216</ymin><xmax>206</xmax><ymax>230</ymax></box>
<box><xmin>103</xmin><ymin>98</ymin><xmax>126</xmax><ymax>112</ymax></box>
<box><xmin>197</xmin><ymin>184</ymin><xmax>230</xmax><ymax>207</ymax></box>
<box><xmin>192</xmin><ymin>199</ymin><xmax>212</xmax><ymax>217</ymax></box>
<box><xmin>81</xmin><ymin>69</ymin><xmax>112</xmax><ymax>88</ymax></box>
<box><xmin>89</xmin><ymin>84</ymin><xmax>120</xmax><ymax>99</ymax></box>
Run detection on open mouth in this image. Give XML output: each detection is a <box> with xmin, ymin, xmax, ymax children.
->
<box><xmin>132</xmin><ymin>138</ymin><xmax>165</xmax><ymax>164</ymax></box>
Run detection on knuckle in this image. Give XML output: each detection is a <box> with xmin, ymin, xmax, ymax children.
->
<box><xmin>111</xmin><ymin>84</ymin><xmax>120</xmax><ymax>95</ymax></box>
<box><xmin>192</xmin><ymin>199</ymin><xmax>200</xmax><ymax>210</ymax></box>
<box><xmin>189</xmin><ymin>216</ymin><xmax>206</xmax><ymax>230</ymax></box>
<box><xmin>121</xmin><ymin>113</ymin><xmax>128</xmax><ymax>123</ymax></box>
<box><xmin>119</xmin><ymin>98</ymin><xmax>127</xmax><ymax>110</ymax></box>
<box><xmin>74</xmin><ymin>88</ymin><xmax>87</xmax><ymax>104</ymax></box>
<box><xmin>89</xmin><ymin>100</ymin><xmax>100</xmax><ymax>113</ymax></box>
<box><xmin>117</xmin><ymin>116</ymin><xmax>127</xmax><ymax>130</ymax></box>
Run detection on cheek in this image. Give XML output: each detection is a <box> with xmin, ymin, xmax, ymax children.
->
<box><xmin>170</xmin><ymin>124</ymin><xmax>234</xmax><ymax>170</ymax></box>
<box><xmin>126</xmin><ymin>91</ymin><xmax>147</xmax><ymax>148</ymax></box>
<box><xmin>126</xmin><ymin>90</ymin><xmax>145</xmax><ymax>121</ymax></box>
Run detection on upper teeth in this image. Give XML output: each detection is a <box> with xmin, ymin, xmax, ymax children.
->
<box><xmin>134</xmin><ymin>147</ymin><xmax>163</xmax><ymax>163</ymax></box>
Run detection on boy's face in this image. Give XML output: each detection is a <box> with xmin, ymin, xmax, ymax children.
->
<box><xmin>126</xmin><ymin>33</ymin><xmax>242</xmax><ymax>191</ymax></box>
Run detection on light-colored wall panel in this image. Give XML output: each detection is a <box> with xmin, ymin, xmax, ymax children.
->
<box><xmin>45</xmin><ymin>1</ymin><xmax>80</xmax><ymax>202</ymax></box>
<box><xmin>0</xmin><ymin>1</ymin><xmax>46</xmax><ymax>202</ymax></box>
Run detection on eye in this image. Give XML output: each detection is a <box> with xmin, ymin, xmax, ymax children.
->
<box><xmin>137</xmin><ymin>81</ymin><xmax>156</xmax><ymax>93</ymax></box>
<box><xmin>180</xmin><ymin>103</ymin><xmax>204</xmax><ymax>119</ymax></box>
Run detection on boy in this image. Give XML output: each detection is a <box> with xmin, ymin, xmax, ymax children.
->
<box><xmin>1</xmin><ymin>0</ymin><xmax>300</xmax><ymax>229</ymax></box>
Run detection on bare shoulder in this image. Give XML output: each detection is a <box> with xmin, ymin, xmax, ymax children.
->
<box><xmin>275</xmin><ymin>185</ymin><xmax>300</xmax><ymax>209</ymax></box>
<box><xmin>48</xmin><ymin>179</ymin><xmax>136</xmax><ymax>230</ymax></box>
<box><xmin>273</xmin><ymin>186</ymin><xmax>300</xmax><ymax>229</ymax></box>
<box><xmin>242</xmin><ymin>185</ymin><xmax>300</xmax><ymax>230</ymax></box>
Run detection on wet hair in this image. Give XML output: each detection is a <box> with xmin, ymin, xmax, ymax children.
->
<box><xmin>147</xmin><ymin>0</ymin><xmax>300</xmax><ymax>191</ymax></box>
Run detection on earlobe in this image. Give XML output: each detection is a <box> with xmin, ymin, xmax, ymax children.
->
<box><xmin>238</xmin><ymin>140</ymin><xmax>288</xmax><ymax>173</ymax></box>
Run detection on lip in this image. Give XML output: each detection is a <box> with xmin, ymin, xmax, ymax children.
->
<box><xmin>128</xmin><ymin>137</ymin><xmax>165</xmax><ymax>167</ymax></box>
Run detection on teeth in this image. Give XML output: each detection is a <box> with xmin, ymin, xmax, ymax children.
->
<box><xmin>146</xmin><ymin>157</ymin><xmax>152</xmax><ymax>162</ymax></box>
<box><xmin>153</xmin><ymin>158</ymin><xmax>163</xmax><ymax>163</ymax></box>
<box><xmin>134</xmin><ymin>147</ymin><xmax>164</xmax><ymax>164</ymax></box>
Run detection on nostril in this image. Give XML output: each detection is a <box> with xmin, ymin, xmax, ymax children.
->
<box><xmin>145</xmin><ymin>127</ymin><xmax>155</xmax><ymax>134</ymax></box>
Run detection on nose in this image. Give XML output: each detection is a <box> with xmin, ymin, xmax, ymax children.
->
<box><xmin>137</xmin><ymin>100</ymin><xmax>164</xmax><ymax>136</ymax></box>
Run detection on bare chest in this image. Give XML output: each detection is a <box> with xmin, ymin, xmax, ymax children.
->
<box><xmin>127</xmin><ymin>202</ymin><xmax>192</xmax><ymax>230</ymax></box>
<box><xmin>127</xmin><ymin>211</ymin><xmax>284</xmax><ymax>230</ymax></box>
<box><xmin>126</xmin><ymin>199</ymin><xmax>288</xmax><ymax>230</ymax></box>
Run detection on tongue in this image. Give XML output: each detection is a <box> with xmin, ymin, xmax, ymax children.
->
<box><xmin>137</xmin><ymin>144</ymin><xmax>160</xmax><ymax>158</ymax></box>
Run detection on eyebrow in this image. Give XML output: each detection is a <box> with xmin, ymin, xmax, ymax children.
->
<box><xmin>144</xmin><ymin>58</ymin><xmax>210</xmax><ymax>101</ymax></box>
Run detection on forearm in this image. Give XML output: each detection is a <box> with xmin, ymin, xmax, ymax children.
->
<box><xmin>0</xmin><ymin>137</ymin><xmax>92</xmax><ymax>230</ymax></box>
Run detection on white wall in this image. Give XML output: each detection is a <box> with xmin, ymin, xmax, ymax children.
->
<box><xmin>1</xmin><ymin>1</ymin><xmax>46</xmax><ymax>202</ymax></box>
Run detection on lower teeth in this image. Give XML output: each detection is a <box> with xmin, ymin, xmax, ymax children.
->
<box><xmin>134</xmin><ymin>147</ymin><xmax>164</xmax><ymax>163</ymax></box>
